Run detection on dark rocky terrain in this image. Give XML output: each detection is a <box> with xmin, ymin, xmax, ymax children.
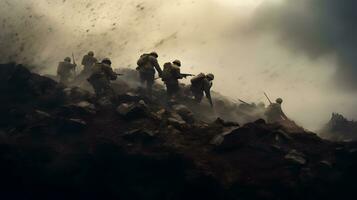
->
<box><xmin>1</xmin><ymin>63</ymin><xmax>357</xmax><ymax>200</ymax></box>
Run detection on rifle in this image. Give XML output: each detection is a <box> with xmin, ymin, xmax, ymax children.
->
<box><xmin>114</xmin><ymin>73</ymin><xmax>124</xmax><ymax>76</ymax></box>
<box><xmin>72</xmin><ymin>53</ymin><xmax>76</xmax><ymax>65</ymax></box>
<box><xmin>264</xmin><ymin>92</ymin><xmax>272</xmax><ymax>104</ymax></box>
<box><xmin>181</xmin><ymin>73</ymin><xmax>195</xmax><ymax>78</ymax></box>
<box><xmin>71</xmin><ymin>53</ymin><xmax>77</xmax><ymax>77</ymax></box>
<box><xmin>238</xmin><ymin>99</ymin><xmax>250</xmax><ymax>105</ymax></box>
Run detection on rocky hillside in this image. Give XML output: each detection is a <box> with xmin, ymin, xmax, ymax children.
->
<box><xmin>1</xmin><ymin>63</ymin><xmax>357</xmax><ymax>200</ymax></box>
<box><xmin>320</xmin><ymin>113</ymin><xmax>357</xmax><ymax>141</ymax></box>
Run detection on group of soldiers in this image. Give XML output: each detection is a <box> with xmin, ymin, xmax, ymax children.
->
<box><xmin>57</xmin><ymin>51</ymin><xmax>289</xmax><ymax>123</ymax></box>
<box><xmin>57</xmin><ymin>51</ymin><xmax>215</xmax><ymax>107</ymax></box>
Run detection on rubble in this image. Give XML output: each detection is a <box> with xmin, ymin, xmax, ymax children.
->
<box><xmin>116</xmin><ymin>101</ymin><xmax>148</xmax><ymax>120</ymax></box>
<box><xmin>1</xmin><ymin>63</ymin><xmax>357</xmax><ymax>200</ymax></box>
<box><xmin>284</xmin><ymin>149</ymin><xmax>307</xmax><ymax>165</ymax></box>
<box><xmin>320</xmin><ymin>113</ymin><xmax>357</xmax><ymax>141</ymax></box>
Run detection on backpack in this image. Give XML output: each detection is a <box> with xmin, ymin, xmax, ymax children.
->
<box><xmin>161</xmin><ymin>62</ymin><xmax>173</xmax><ymax>81</ymax></box>
<box><xmin>190</xmin><ymin>73</ymin><xmax>206</xmax><ymax>85</ymax></box>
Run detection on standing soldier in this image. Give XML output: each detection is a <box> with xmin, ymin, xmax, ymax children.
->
<box><xmin>81</xmin><ymin>51</ymin><xmax>97</xmax><ymax>76</ymax></box>
<box><xmin>136</xmin><ymin>52</ymin><xmax>162</xmax><ymax>97</ymax></box>
<box><xmin>190</xmin><ymin>73</ymin><xmax>215</xmax><ymax>107</ymax></box>
<box><xmin>87</xmin><ymin>58</ymin><xmax>117</xmax><ymax>98</ymax></box>
<box><xmin>161</xmin><ymin>60</ymin><xmax>182</xmax><ymax>99</ymax></box>
<box><xmin>57</xmin><ymin>57</ymin><xmax>77</xmax><ymax>85</ymax></box>
<box><xmin>162</xmin><ymin>60</ymin><xmax>194</xmax><ymax>99</ymax></box>
<box><xmin>264</xmin><ymin>98</ymin><xmax>288</xmax><ymax>123</ymax></box>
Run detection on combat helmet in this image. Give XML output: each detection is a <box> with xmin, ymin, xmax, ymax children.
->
<box><xmin>276</xmin><ymin>98</ymin><xmax>283</xmax><ymax>104</ymax></box>
<box><xmin>206</xmin><ymin>73</ymin><xmax>214</xmax><ymax>80</ymax></box>
<box><xmin>150</xmin><ymin>51</ymin><xmax>158</xmax><ymax>58</ymax></box>
<box><xmin>64</xmin><ymin>57</ymin><xmax>71</xmax><ymax>62</ymax></box>
<box><xmin>102</xmin><ymin>58</ymin><xmax>112</xmax><ymax>65</ymax></box>
<box><xmin>173</xmin><ymin>60</ymin><xmax>181</xmax><ymax>67</ymax></box>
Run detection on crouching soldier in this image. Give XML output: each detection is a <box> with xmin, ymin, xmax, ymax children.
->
<box><xmin>57</xmin><ymin>57</ymin><xmax>77</xmax><ymax>85</ymax></box>
<box><xmin>87</xmin><ymin>58</ymin><xmax>117</xmax><ymax>98</ymax></box>
<box><xmin>190</xmin><ymin>73</ymin><xmax>215</xmax><ymax>107</ymax></box>
<box><xmin>136</xmin><ymin>52</ymin><xmax>163</xmax><ymax>97</ymax></box>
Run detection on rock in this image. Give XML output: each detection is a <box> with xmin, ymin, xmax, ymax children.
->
<box><xmin>123</xmin><ymin>129</ymin><xmax>156</xmax><ymax>142</ymax></box>
<box><xmin>168</xmin><ymin>113</ymin><xmax>187</xmax><ymax>128</ymax></box>
<box><xmin>214</xmin><ymin>118</ymin><xmax>240</xmax><ymax>127</ymax></box>
<box><xmin>64</xmin><ymin>87</ymin><xmax>92</xmax><ymax>102</ymax></box>
<box><xmin>76</xmin><ymin>101</ymin><xmax>96</xmax><ymax>114</ymax></box>
<box><xmin>58</xmin><ymin>118</ymin><xmax>87</xmax><ymax>133</ymax></box>
<box><xmin>117</xmin><ymin>92</ymin><xmax>142</xmax><ymax>103</ymax></box>
<box><xmin>172</xmin><ymin>104</ymin><xmax>195</xmax><ymax>124</ymax></box>
<box><xmin>210</xmin><ymin>127</ymin><xmax>239</xmax><ymax>146</ymax></box>
<box><xmin>97</xmin><ymin>97</ymin><xmax>114</xmax><ymax>108</ymax></box>
<box><xmin>284</xmin><ymin>149</ymin><xmax>307</xmax><ymax>165</ymax></box>
<box><xmin>116</xmin><ymin>102</ymin><xmax>147</xmax><ymax>120</ymax></box>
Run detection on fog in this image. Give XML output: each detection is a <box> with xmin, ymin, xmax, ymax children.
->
<box><xmin>1</xmin><ymin>0</ymin><xmax>356</xmax><ymax>131</ymax></box>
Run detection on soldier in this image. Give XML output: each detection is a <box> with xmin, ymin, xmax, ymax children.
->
<box><xmin>161</xmin><ymin>60</ymin><xmax>183</xmax><ymax>99</ymax></box>
<box><xmin>87</xmin><ymin>58</ymin><xmax>117</xmax><ymax>98</ymax></box>
<box><xmin>81</xmin><ymin>51</ymin><xmax>98</xmax><ymax>75</ymax></box>
<box><xmin>136</xmin><ymin>52</ymin><xmax>163</xmax><ymax>96</ymax></box>
<box><xmin>264</xmin><ymin>98</ymin><xmax>288</xmax><ymax>123</ymax></box>
<box><xmin>190</xmin><ymin>73</ymin><xmax>215</xmax><ymax>107</ymax></box>
<box><xmin>57</xmin><ymin>57</ymin><xmax>77</xmax><ymax>85</ymax></box>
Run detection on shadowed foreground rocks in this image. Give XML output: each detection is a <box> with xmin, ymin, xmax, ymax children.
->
<box><xmin>0</xmin><ymin>63</ymin><xmax>357</xmax><ymax>200</ymax></box>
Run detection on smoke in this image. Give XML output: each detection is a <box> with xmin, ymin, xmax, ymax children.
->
<box><xmin>1</xmin><ymin>0</ymin><xmax>357</xmax><ymax>131</ymax></box>
<box><xmin>251</xmin><ymin>0</ymin><xmax>357</xmax><ymax>91</ymax></box>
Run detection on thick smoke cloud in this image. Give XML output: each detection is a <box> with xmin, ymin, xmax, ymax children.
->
<box><xmin>252</xmin><ymin>0</ymin><xmax>357</xmax><ymax>90</ymax></box>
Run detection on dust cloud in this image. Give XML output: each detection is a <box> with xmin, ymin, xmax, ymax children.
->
<box><xmin>0</xmin><ymin>0</ymin><xmax>356</xmax><ymax>130</ymax></box>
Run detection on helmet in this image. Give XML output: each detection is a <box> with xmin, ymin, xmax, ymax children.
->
<box><xmin>88</xmin><ymin>51</ymin><xmax>94</xmax><ymax>56</ymax></box>
<box><xmin>64</xmin><ymin>57</ymin><xmax>71</xmax><ymax>62</ymax></box>
<box><xmin>102</xmin><ymin>58</ymin><xmax>112</xmax><ymax>65</ymax></box>
<box><xmin>276</xmin><ymin>98</ymin><xmax>283</xmax><ymax>104</ymax></box>
<box><xmin>173</xmin><ymin>60</ymin><xmax>181</xmax><ymax>67</ymax></box>
<box><xmin>206</xmin><ymin>73</ymin><xmax>214</xmax><ymax>80</ymax></box>
<box><xmin>150</xmin><ymin>51</ymin><xmax>158</xmax><ymax>58</ymax></box>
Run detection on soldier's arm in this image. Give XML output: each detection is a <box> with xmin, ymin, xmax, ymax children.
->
<box><xmin>106</xmin><ymin>66</ymin><xmax>118</xmax><ymax>80</ymax></box>
<box><xmin>81</xmin><ymin>56</ymin><xmax>86</xmax><ymax>66</ymax></box>
<box><xmin>203</xmin><ymin>80</ymin><xmax>214</xmax><ymax>107</ymax></box>
<box><xmin>152</xmin><ymin>58</ymin><xmax>163</xmax><ymax>76</ymax></box>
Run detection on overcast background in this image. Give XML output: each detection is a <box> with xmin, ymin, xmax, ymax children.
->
<box><xmin>1</xmin><ymin>0</ymin><xmax>356</xmax><ymax>131</ymax></box>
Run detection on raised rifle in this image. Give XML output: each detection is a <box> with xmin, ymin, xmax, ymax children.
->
<box><xmin>264</xmin><ymin>92</ymin><xmax>272</xmax><ymax>104</ymax></box>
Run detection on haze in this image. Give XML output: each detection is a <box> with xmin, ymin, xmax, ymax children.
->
<box><xmin>0</xmin><ymin>0</ymin><xmax>355</xmax><ymax>131</ymax></box>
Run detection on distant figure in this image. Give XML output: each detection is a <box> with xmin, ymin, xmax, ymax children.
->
<box><xmin>57</xmin><ymin>57</ymin><xmax>77</xmax><ymax>85</ymax></box>
<box><xmin>87</xmin><ymin>58</ymin><xmax>117</xmax><ymax>98</ymax></box>
<box><xmin>264</xmin><ymin>98</ymin><xmax>288</xmax><ymax>123</ymax></box>
<box><xmin>81</xmin><ymin>51</ymin><xmax>98</xmax><ymax>75</ymax></box>
<box><xmin>161</xmin><ymin>60</ymin><xmax>184</xmax><ymax>99</ymax></box>
<box><xmin>136</xmin><ymin>52</ymin><xmax>163</xmax><ymax>97</ymax></box>
<box><xmin>190</xmin><ymin>73</ymin><xmax>214</xmax><ymax>107</ymax></box>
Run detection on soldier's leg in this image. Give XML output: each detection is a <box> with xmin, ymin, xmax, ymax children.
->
<box><xmin>194</xmin><ymin>91</ymin><xmax>204</xmax><ymax>103</ymax></box>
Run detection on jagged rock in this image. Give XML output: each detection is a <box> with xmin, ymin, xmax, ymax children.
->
<box><xmin>123</xmin><ymin>129</ymin><xmax>156</xmax><ymax>142</ymax></box>
<box><xmin>97</xmin><ymin>97</ymin><xmax>114</xmax><ymax>108</ymax></box>
<box><xmin>214</xmin><ymin>117</ymin><xmax>240</xmax><ymax>127</ymax></box>
<box><xmin>64</xmin><ymin>87</ymin><xmax>92</xmax><ymax>102</ymax></box>
<box><xmin>76</xmin><ymin>101</ymin><xmax>96</xmax><ymax>114</ymax></box>
<box><xmin>172</xmin><ymin>104</ymin><xmax>195</xmax><ymax>124</ymax></box>
<box><xmin>117</xmin><ymin>92</ymin><xmax>142</xmax><ymax>103</ymax></box>
<box><xmin>320</xmin><ymin>113</ymin><xmax>357</xmax><ymax>141</ymax></box>
<box><xmin>284</xmin><ymin>149</ymin><xmax>307</xmax><ymax>165</ymax></box>
<box><xmin>210</xmin><ymin>127</ymin><xmax>239</xmax><ymax>146</ymax></box>
<box><xmin>59</xmin><ymin>118</ymin><xmax>87</xmax><ymax>133</ymax></box>
<box><xmin>168</xmin><ymin>112</ymin><xmax>187</xmax><ymax>129</ymax></box>
<box><xmin>116</xmin><ymin>102</ymin><xmax>148</xmax><ymax>120</ymax></box>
